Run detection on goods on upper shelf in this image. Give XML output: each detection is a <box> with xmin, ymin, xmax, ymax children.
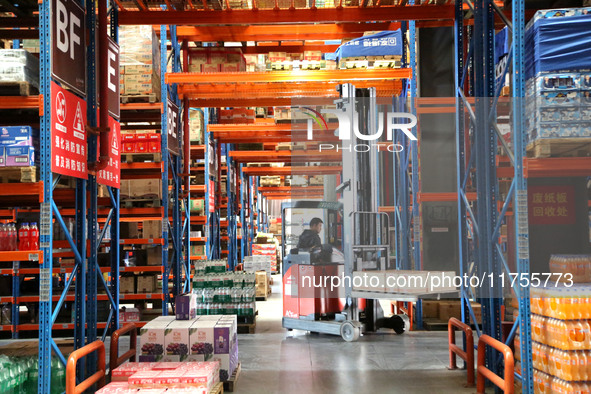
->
<box><xmin>189</xmin><ymin>109</ymin><xmax>204</xmax><ymax>144</ymax></box>
<box><xmin>122</xmin><ymin>132</ymin><xmax>161</xmax><ymax>154</ymax></box>
<box><xmin>252</xmin><ymin>233</ymin><xmax>279</xmax><ymax>274</ymax></box>
<box><xmin>524</xmin><ymin>8</ymin><xmax>591</xmax><ymax>151</ymax></box>
<box><xmin>0</xmin><ymin>126</ymin><xmax>38</xmax><ymax>168</ymax></box>
<box><xmin>218</xmin><ymin>108</ymin><xmax>255</xmax><ymax>124</ymax></box>
<box><xmin>0</xmin><ymin>50</ymin><xmax>39</xmax><ymax>92</ymax></box>
<box><xmin>188</xmin><ymin>48</ymin><xmax>245</xmax><ymax>73</ymax></box>
<box><xmin>119</xmin><ymin>25</ymin><xmax>161</xmax><ymax>99</ymax></box>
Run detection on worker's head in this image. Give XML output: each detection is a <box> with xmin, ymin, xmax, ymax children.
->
<box><xmin>310</xmin><ymin>218</ymin><xmax>323</xmax><ymax>234</ymax></box>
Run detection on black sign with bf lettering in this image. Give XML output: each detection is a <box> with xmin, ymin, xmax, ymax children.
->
<box><xmin>167</xmin><ymin>99</ymin><xmax>180</xmax><ymax>156</ymax></box>
<box><xmin>52</xmin><ymin>0</ymin><xmax>86</xmax><ymax>96</ymax></box>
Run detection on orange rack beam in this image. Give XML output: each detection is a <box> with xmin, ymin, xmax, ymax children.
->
<box><xmin>190</xmin><ymin>185</ymin><xmax>206</xmax><ymax>194</ymax></box>
<box><xmin>230</xmin><ymin>150</ymin><xmax>341</xmax><ymax>163</ymax></box>
<box><xmin>209</xmin><ymin>123</ymin><xmax>339</xmax><ymax>144</ymax></box>
<box><xmin>243</xmin><ymin>166</ymin><xmax>342</xmax><ymax>176</ymax></box>
<box><xmin>166</xmin><ymin>69</ymin><xmax>410</xmax><ymax>84</ymax></box>
<box><xmin>0</xmin><ymin>95</ymin><xmax>41</xmax><ymax>109</ymax></box>
<box><xmin>118</xmin><ymin>5</ymin><xmax>455</xmax><ymax>25</ymax></box>
<box><xmin>171</xmin><ymin>22</ymin><xmax>401</xmax><ymax>42</ymax></box>
<box><xmin>0</xmin><ymin>250</ymin><xmax>42</xmax><ymax>263</ymax></box>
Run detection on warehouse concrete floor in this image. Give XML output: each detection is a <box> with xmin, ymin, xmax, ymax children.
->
<box><xmin>236</xmin><ymin>276</ymin><xmax>475</xmax><ymax>394</ymax></box>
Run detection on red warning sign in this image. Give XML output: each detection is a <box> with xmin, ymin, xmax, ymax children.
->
<box><xmin>96</xmin><ymin>116</ymin><xmax>121</xmax><ymax>188</ymax></box>
<box><xmin>51</xmin><ymin>81</ymin><xmax>88</xmax><ymax>179</ymax></box>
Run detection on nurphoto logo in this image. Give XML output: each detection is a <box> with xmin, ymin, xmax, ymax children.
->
<box><xmin>300</xmin><ymin>102</ymin><xmax>418</xmax><ymax>153</ymax></box>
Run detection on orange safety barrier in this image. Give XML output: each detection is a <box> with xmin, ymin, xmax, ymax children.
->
<box><xmin>448</xmin><ymin>317</ymin><xmax>474</xmax><ymax>387</ymax></box>
<box><xmin>477</xmin><ymin>334</ymin><xmax>514</xmax><ymax>394</ymax></box>
<box><xmin>109</xmin><ymin>323</ymin><xmax>137</xmax><ymax>375</ymax></box>
<box><xmin>66</xmin><ymin>340</ymin><xmax>106</xmax><ymax>394</ymax></box>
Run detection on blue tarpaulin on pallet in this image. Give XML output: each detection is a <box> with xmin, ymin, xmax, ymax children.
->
<box><xmin>332</xmin><ymin>30</ymin><xmax>403</xmax><ymax>61</ymax></box>
<box><xmin>525</xmin><ymin>13</ymin><xmax>591</xmax><ymax>80</ymax></box>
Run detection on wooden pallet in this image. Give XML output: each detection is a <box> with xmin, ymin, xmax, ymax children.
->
<box><xmin>0</xmin><ymin>81</ymin><xmax>37</xmax><ymax>96</ymax></box>
<box><xmin>0</xmin><ymin>166</ymin><xmax>36</xmax><ymax>183</ymax></box>
<box><xmin>120</xmin><ymin>93</ymin><xmax>158</xmax><ymax>104</ymax></box>
<box><xmin>223</xmin><ymin>362</ymin><xmax>241</xmax><ymax>392</ymax></box>
<box><xmin>210</xmin><ymin>382</ymin><xmax>224</xmax><ymax>394</ymax></box>
<box><xmin>237</xmin><ymin>321</ymin><xmax>256</xmax><ymax>334</ymax></box>
<box><xmin>122</xmin><ymin>152</ymin><xmax>162</xmax><ymax>163</ymax></box>
<box><xmin>526</xmin><ymin>137</ymin><xmax>591</xmax><ymax>158</ymax></box>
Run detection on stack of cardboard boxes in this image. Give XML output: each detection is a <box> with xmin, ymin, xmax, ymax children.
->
<box><xmin>119</xmin><ymin>26</ymin><xmax>161</xmax><ymax>98</ymax></box>
<box><xmin>120</xmin><ymin>179</ymin><xmax>162</xmax><ymax>200</ymax></box>
<box><xmin>189</xmin><ymin>109</ymin><xmax>204</xmax><ymax>144</ymax></box>
<box><xmin>139</xmin><ymin>315</ymin><xmax>239</xmax><ymax>382</ymax></box>
<box><xmin>0</xmin><ymin>126</ymin><xmax>38</xmax><ymax>168</ymax></box>
<box><xmin>218</xmin><ymin>108</ymin><xmax>256</xmax><ymax>124</ymax></box>
<box><xmin>122</xmin><ymin>132</ymin><xmax>161</xmax><ymax>154</ymax></box>
<box><xmin>0</xmin><ymin>49</ymin><xmax>39</xmax><ymax>89</ymax></box>
<box><xmin>188</xmin><ymin>48</ymin><xmax>246</xmax><ymax>73</ymax></box>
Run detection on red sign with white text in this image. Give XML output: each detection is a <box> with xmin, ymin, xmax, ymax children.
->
<box><xmin>528</xmin><ymin>185</ymin><xmax>576</xmax><ymax>225</ymax></box>
<box><xmin>209</xmin><ymin>180</ymin><xmax>215</xmax><ymax>213</ymax></box>
<box><xmin>51</xmin><ymin>81</ymin><xmax>88</xmax><ymax>178</ymax></box>
<box><xmin>96</xmin><ymin>116</ymin><xmax>121</xmax><ymax>188</ymax></box>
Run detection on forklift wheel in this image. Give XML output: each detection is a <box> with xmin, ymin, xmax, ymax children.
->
<box><xmin>340</xmin><ymin>321</ymin><xmax>361</xmax><ymax>342</ymax></box>
<box><xmin>391</xmin><ymin>314</ymin><xmax>410</xmax><ymax>335</ymax></box>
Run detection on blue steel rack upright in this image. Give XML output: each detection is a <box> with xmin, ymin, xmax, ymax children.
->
<box><xmin>161</xmin><ymin>23</ymin><xmax>190</xmax><ymax>310</ymax></box>
<box><xmin>38</xmin><ymin>0</ymin><xmax>122</xmax><ymax>389</ymax></box>
<box><xmin>454</xmin><ymin>0</ymin><xmax>533</xmax><ymax>391</ymax></box>
<box><xmin>390</xmin><ymin>13</ymin><xmax>421</xmax><ymax>328</ymax></box>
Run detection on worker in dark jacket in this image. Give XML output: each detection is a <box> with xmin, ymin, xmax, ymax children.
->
<box><xmin>297</xmin><ymin>217</ymin><xmax>323</xmax><ymax>250</ymax></box>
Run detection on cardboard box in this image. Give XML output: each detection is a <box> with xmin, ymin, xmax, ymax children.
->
<box><xmin>143</xmin><ymin>220</ymin><xmax>162</xmax><ymax>239</ymax></box>
<box><xmin>137</xmin><ymin>275</ymin><xmax>157</xmax><ymax>293</ymax></box>
<box><xmin>268</xmin><ymin>52</ymin><xmax>287</xmax><ymax>62</ymax></box>
<box><xmin>0</xmin><ymin>146</ymin><xmax>5</xmax><ymax>167</ymax></box>
<box><xmin>146</xmin><ymin>246</ymin><xmax>163</xmax><ymax>266</ymax></box>
<box><xmin>0</xmin><ymin>125</ymin><xmax>37</xmax><ymax>146</ymax></box>
<box><xmin>212</xmin><ymin>344</ymin><xmax>239</xmax><ymax>381</ymax></box>
<box><xmin>163</xmin><ymin>319</ymin><xmax>196</xmax><ymax>362</ymax></box>
<box><xmin>190</xmin><ymin>199</ymin><xmax>204</xmax><ymax>213</ymax></box>
<box><xmin>139</xmin><ymin>316</ymin><xmax>175</xmax><ymax>362</ymax></box>
<box><xmin>191</xmin><ymin>245</ymin><xmax>206</xmax><ymax>257</ymax></box>
<box><xmin>176</xmin><ymin>293</ymin><xmax>198</xmax><ymax>320</ymax></box>
<box><xmin>5</xmin><ymin>146</ymin><xmax>35</xmax><ymax>166</ymax></box>
<box><xmin>304</xmin><ymin>51</ymin><xmax>322</xmax><ymax>61</ymax></box>
<box><xmin>421</xmin><ymin>300</ymin><xmax>440</xmax><ymax>319</ymax></box>
<box><xmin>438</xmin><ymin>301</ymin><xmax>462</xmax><ymax>322</ymax></box>
<box><xmin>120</xmin><ymin>276</ymin><xmax>135</xmax><ymax>294</ymax></box>
<box><xmin>213</xmin><ymin>321</ymin><xmax>236</xmax><ymax>355</ymax></box>
<box><xmin>121</xmin><ymin>222</ymin><xmax>140</xmax><ymax>239</ymax></box>
<box><xmin>188</xmin><ymin>319</ymin><xmax>216</xmax><ymax>362</ymax></box>
<box><xmin>129</xmin><ymin>179</ymin><xmax>162</xmax><ymax>199</ymax></box>
<box><xmin>125</xmin><ymin>307</ymin><xmax>141</xmax><ymax>322</ymax></box>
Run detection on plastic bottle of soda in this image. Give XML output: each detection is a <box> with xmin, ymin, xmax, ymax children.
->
<box><xmin>29</xmin><ymin>222</ymin><xmax>39</xmax><ymax>250</ymax></box>
<box><xmin>9</xmin><ymin>224</ymin><xmax>17</xmax><ymax>251</ymax></box>
<box><xmin>18</xmin><ymin>223</ymin><xmax>29</xmax><ymax>251</ymax></box>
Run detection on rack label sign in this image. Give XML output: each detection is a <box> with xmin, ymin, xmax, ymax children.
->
<box><xmin>97</xmin><ymin>116</ymin><xmax>121</xmax><ymax>188</ymax></box>
<box><xmin>166</xmin><ymin>99</ymin><xmax>180</xmax><ymax>156</ymax></box>
<box><xmin>52</xmin><ymin>0</ymin><xmax>86</xmax><ymax>96</ymax></box>
<box><xmin>107</xmin><ymin>38</ymin><xmax>120</xmax><ymax>119</ymax></box>
<box><xmin>528</xmin><ymin>185</ymin><xmax>575</xmax><ymax>225</ymax></box>
<box><xmin>209</xmin><ymin>180</ymin><xmax>215</xmax><ymax>213</ymax></box>
<box><xmin>51</xmin><ymin>81</ymin><xmax>88</xmax><ymax>179</ymax></box>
